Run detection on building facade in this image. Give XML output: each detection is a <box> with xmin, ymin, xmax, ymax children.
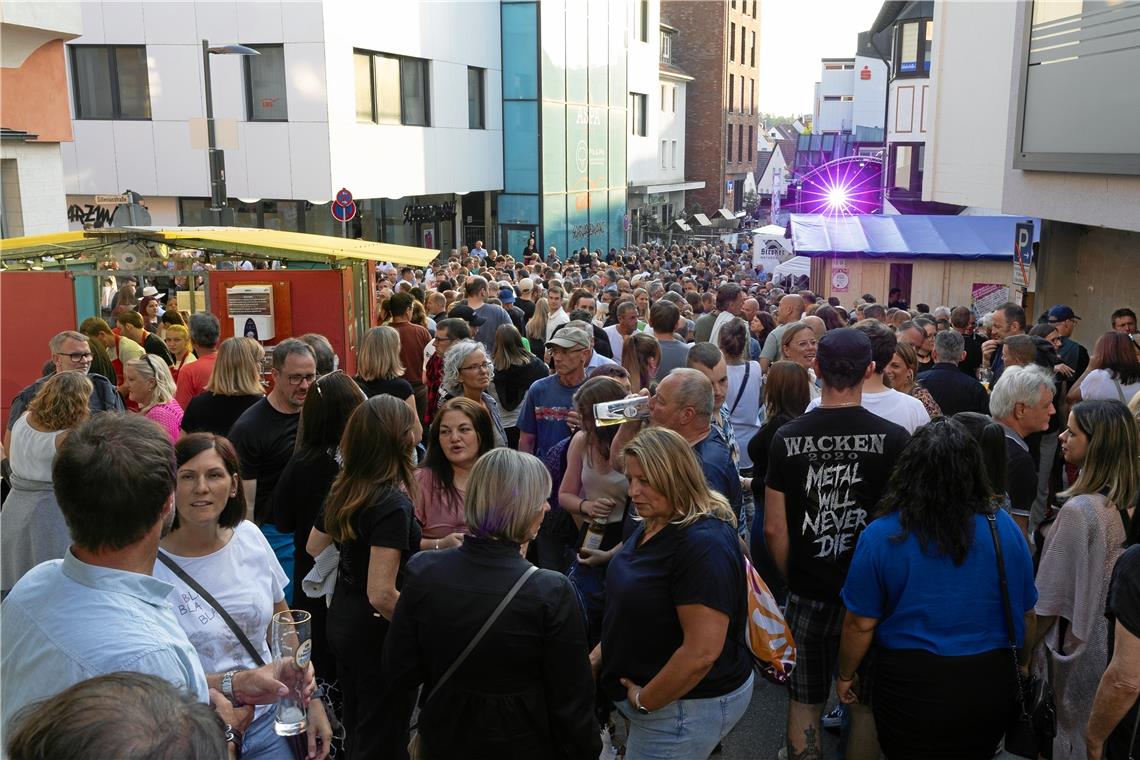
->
<box><xmin>813</xmin><ymin>58</ymin><xmax>855</xmax><ymax>134</ymax></box>
<box><xmin>661</xmin><ymin>0</ymin><xmax>760</xmax><ymax>213</ymax></box>
<box><xmin>0</xmin><ymin>3</ymin><xmax>82</xmax><ymax>237</ymax></box>
<box><xmin>57</xmin><ymin>0</ymin><xmax>503</xmax><ymax>255</ymax></box>
<box><xmin>924</xmin><ymin>0</ymin><xmax>1140</xmax><ymax>335</ymax></box>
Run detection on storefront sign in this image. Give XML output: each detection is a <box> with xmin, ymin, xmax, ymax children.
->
<box><xmin>404</xmin><ymin>201</ymin><xmax>456</xmax><ymax>224</ymax></box>
<box><xmin>971</xmin><ymin>283</ymin><xmax>1009</xmax><ymax>316</ymax></box>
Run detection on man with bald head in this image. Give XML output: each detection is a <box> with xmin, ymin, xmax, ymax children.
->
<box><xmin>803</xmin><ymin>315</ymin><xmax>826</xmax><ymax>340</ymax></box>
<box><xmin>760</xmin><ymin>294</ymin><xmax>807</xmax><ymax>372</ymax></box>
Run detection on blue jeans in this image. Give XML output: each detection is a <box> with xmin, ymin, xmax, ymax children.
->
<box><xmin>242</xmin><ymin>708</ymin><xmax>294</xmax><ymax>760</ymax></box>
<box><xmin>260</xmin><ymin>522</ymin><xmax>294</xmax><ymax>604</ymax></box>
<box><xmin>615</xmin><ymin>672</ymin><xmax>754</xmax><ymax>760</ymax></box>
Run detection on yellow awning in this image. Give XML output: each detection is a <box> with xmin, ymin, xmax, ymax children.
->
<box><xmin>1</xmin><ymin>227</ymin><xmax>437</xmax><ymax>267</ymax></box>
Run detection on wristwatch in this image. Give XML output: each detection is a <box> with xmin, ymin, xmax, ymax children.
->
<box><xmin>221</xmin><ymin>669</ymin><xmax>241</xmax><ymax>706</ymax></box>
<box><xmin>633</xmin><ymin>689</ymin><xmax>651</xmax><ymax>715</ymax></box>
<box><xmin>223</xmin><ymin>723</ymin><xmax>243</xmax><ymax>759</ymax></box>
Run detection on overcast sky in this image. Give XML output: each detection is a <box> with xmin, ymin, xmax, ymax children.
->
<box><xmin>758</xmin><ymin>0</ymin><xmax>884</xmax><ymax>116</ymax></box>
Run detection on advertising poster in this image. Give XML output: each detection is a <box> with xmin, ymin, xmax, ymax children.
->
<box><xmin>971</xmin><ymin>283</ymin><xmax>1009</xmax><ymax>316</ymax></box>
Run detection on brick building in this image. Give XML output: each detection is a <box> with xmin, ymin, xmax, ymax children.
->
<box><xmin>661</xmin><ymin>0</ymin><xmax>760</xmax><ymax>214</ymax></box>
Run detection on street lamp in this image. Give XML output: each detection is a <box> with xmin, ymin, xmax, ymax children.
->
<box><xmin>201</xmin><ymin>40</ymin><xmax>259</xmax><ymax>226</ymax></box>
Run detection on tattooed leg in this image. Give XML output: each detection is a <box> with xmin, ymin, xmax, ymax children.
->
<box><xmin>787</xmin><ymin>700</ymin><xmax>824</xmax><ymax>760</ymax></box>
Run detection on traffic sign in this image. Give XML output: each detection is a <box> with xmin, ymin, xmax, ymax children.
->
<box><xmin>96</xmin><ymin>194</ymin><xmax>131</xmax><ymax>205</ymax></box>
<box><xmin>331</xmin><ymin>200</ymin><xmax>357</xmax><ymax>223</ymax></box>
<box><xmin>335</xmin><ymin>188</ymin><xmax>354</xmax><ymax>207</ymax></box>
<box><xmin>1013</xmin><ymin>221</ymin><xmax>1033</xmax><ymax>288</ymax></box>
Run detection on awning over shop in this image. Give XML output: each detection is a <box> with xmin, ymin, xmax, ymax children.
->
<box><xmin>0</xmin><ymin>227</ymin><xmax>437</xmax><ymax>268</ymax></box>
<box><xmin>789</xmin><ymin>214</ymin><xmax>1041</xmax><ymax>260</ymax></box>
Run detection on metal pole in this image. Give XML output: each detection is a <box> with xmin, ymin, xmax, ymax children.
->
<box><xmin>203</xmin><ymin>39</ymin><xmax>228</xmax><ymax>226</ymax></box>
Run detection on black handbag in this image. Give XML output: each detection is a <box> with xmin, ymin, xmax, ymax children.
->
<box><xmin>986</xmin><ymin>511</ymin><xmax>1056</xmax><ymax>759</ymax></box>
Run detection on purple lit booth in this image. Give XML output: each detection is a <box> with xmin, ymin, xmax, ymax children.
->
<box><xmin>789</xmin><ymin>214</ymin><xmax>1042</xmax><ymax>310</ymax></box>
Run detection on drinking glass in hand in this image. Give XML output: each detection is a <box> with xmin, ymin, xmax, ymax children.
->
<box><xmin>271</xmin><ymin>609</ymin><xmax>313</xmax><ymax>736</ymax></box>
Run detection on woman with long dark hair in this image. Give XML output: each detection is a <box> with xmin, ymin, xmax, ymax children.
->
<box><xmin>306</xmin><ymin>395</ymin><xmax>421</xmax><ymax>759</ymax></box>
<box><xmin>271</xmin><ymin>372</ymin><xmax>365</xmax><ymax>680</ymax></box>
<box><xmin>1069</xmin><ymin>332</ymin><xmax>1140</xmax><ymax>404</ymax></box>
<box><xmin>836</xmin><ymin>417</ymin><xmax>1037</xmax><ymax>759</ymax></box>
<box><xmin>414</xmin><ymin>396</ymin><xmax>495</xmax><ymax>551</ymax></box>
<box><xmin>491</xmin><ymin>323</ymin><xmax>549</xmax><ymax>449</ymax></box>
<box><xmin>1030</xmin><ymin>399</ymin><xmax>1139</xmax><ymax>759</ymax></box>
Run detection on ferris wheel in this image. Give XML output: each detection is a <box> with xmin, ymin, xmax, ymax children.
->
<box><xmin>794</xmin><ymin>154</ymin><xmax>884</xmax><ymax>216</ymax></box>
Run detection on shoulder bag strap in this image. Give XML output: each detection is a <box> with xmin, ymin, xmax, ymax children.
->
<box><xmin>729</xmin><ymin>362</ymin><xmax>751</xmax><ymax>416</ymax></box>
<box><xmin>986</xmin><ymin>511</ymin><xmax>1028</xmax><ymax>718</ymax></box>
<box><xmin>1113</xmin><ymin>376</ymin><xmax>1127</xmax><ymax>404</ymax></box>
<box><xmin>157</xmin><ymin>550</ymin><xmax>266</xmax><ymax>668</ymax></box>
<box><xmin>421</xmin><ymin>565</ymin><xmax>538</xmax><ymax>707</ymax></box>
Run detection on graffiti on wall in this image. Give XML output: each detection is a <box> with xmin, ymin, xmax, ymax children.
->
<box><xmin>67</xmin><ymin>204</ymin><xmax>114</xmax><ymax>228</ymax></box>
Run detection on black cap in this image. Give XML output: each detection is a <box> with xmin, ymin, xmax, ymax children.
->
<box><xmin>816</xmin><ymin>327</ymin><xmax>872</xmax><ymax>375</ymax></box>
<box><xmin>447</xmin><ymin>304</ymin><xmax>486</xmax><ymax>327</ymax></box>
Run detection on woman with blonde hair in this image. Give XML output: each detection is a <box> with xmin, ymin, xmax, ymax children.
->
<box><xmin>124</xmin><ymin>355</ymin><xmax>181</xmax><ymax>441</ymax></box>
<box><xmin>1</xmin><ymin>372</ymin><xmax>93</xmax><ymax>594</ymax></box>
<box><xmin>181</xmin><ymin>336</ymin><xmax>264</xmax><ymax>436</ymax></box>
<box><xmin>355</xmin><ymin>325</ymin><xmax>422</xmax><ymax>441</ymax></box>
<box><xmin>596</xmin><ymin>427</ymin><xmax>753</xmax><ymax>759</ymax></box>
<box><xmin>525</xmin><ymin>295</ymin><xmax>551</xmax><ymax>359</ymax></box>
<box><xmin>306</xmin><ymin>395</ymin><xmax>421</xmax><ymax>759</ymax></box>
<box><xmin>1030</xmin><ymin>399</ymin><xmax>1140</xmax><ymax>759</ymax></box>
<box><xmin>382</xmin><ymin>448</ymin><xmax>600</xmax><ymax>758</ymax></box>
<box><xmin>621</xmin><ymin>332</ymin><xmax>661</xmax><ymax>394</ymax></box>
<box><xmin>163</xmin><ymin>323</ymin><xmax>197</xmax><ymax>383</ymax></box>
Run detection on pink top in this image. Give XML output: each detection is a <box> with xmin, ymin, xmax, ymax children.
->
<box><xmin>413</xmin><ymin>468</ymin><xmax>467</xmax><ymax>539</ymax></box>
<box><xmin>145</xmin><ymin>400</ymin><xmax>184</xmax><ymax>442</ymax></box>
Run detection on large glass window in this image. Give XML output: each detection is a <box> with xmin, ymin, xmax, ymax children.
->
<box><xmin>892</xmin><ymin>144</ymin><xmax>914</xmax><ymax>190</ymax></box>
<box><xmin>244</xmin><ymin>44</ymin><xmax>287</xmax><ymax>121</ymax></box>
<box><xmin>503</xmin><ymin>101</ymin><xmax>539</xmax><ymax>193</ymax></box>
<box><xmin>895</xmin><ymin>19</ymin><xmax>932</xmax><ymax>77</ymax></box>
<box><xmin>502</xmin><ymin>2</ymin><xmax>538</xmax><ymax>100</ymax></box>
<box><xmin>355</xmin><ymin>50</ymin><xmax>428</xmax><ymax>126</ymax></box>
<box><xmin>71</xmin><ymin>45</ymin><xmax>151</xmax><ymax>119</ymax></box>
<box><xmin>468</xmin><ymin>67</ymin><xmax>485</xmax><ymax>129</ymax></box>
<box><xmin>629</xmin><ymin>93</ymin><xmax>646</xmax><ymax>136</ymax></box>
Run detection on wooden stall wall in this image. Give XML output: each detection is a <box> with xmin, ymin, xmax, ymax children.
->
<box><xmin>819</xmin><ymin>258</ymin><xmax>1012</xmax><ymax>310</ymax></box>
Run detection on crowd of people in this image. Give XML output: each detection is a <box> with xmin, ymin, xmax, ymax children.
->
<box><xmin>1</xmin><ymin>238</ymin><xmax>1138</xmax><ymax>760</ymax></box>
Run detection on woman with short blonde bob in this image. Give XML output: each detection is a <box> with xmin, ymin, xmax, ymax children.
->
<box><xmin>1</xmin><ymin>372</ymin><xmax>93</xmax><ymax>595</ymax></box>
<box><xmin>163</xmin><ymin>323</ymin><xmax>197</xmax><ymax>383</ymax></box>
<box><xmin>124</xmin><ymin>355</ymin><xmax>181</xmax><ymax>442</ymax></box>
<box><xmin>354</xmin><ymin>325</ymin><xmax>422</xmax><ymax>441</ymax></box>
<box><xmin>597</xmin><ymin>427</ymin><xmax>754</xmax><ymax>760</ymax></box>
<box><xmin>383</xmin><ymin>448</ymin><xmax>601</xmax><ymax>759</ymax></box>
<box><xmin>181</xmin><ymin>336</ymin><xmax>264</xmax><ymax>436</ymax></box>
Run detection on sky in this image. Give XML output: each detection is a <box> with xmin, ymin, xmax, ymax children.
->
<box><xmin>758</xmin><ymin>0</ymin><xmax>884</xmax><ymax>117</ymax></box>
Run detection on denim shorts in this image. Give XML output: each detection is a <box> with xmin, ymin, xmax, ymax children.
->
<box><xmin>241</xmin><ymin>707</ymin><xmax>294</xmax><ymax>760</ymax></box>
<box><xmin>615</xmin><ymin>671</ymin><xmax>754</xmax><ymax>760</ymax></box>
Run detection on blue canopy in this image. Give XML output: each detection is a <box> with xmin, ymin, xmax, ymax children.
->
<box><xmin>789</xmin><ymin>214</ymin><xmax>1041</xmax><ymax>260</ymax></box>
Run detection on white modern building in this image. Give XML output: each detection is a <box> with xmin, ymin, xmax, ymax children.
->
<box><xmin>813</xmin><ymin>58</ymin><xmax>855</xmax><ymax>134</ymax></box>
<box><xmin>59</xmin><ymin>0</ymin><xmax>503</xmax><ymax>253</ymax></box>
<box><xmin>627</xmin><ymin>12</ymin><xmax>703</xmax><ymax>241</ymax></box>
<box><xmin>923</xmin><ymin>0</ymin><xmax>1140</xmax><ymax>335</ymax></box>
<box><xmin>0</xmin><ymin>3</ymin><xmax>82</xmax><ymax>237</ymax></box>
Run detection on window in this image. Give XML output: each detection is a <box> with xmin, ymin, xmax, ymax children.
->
<box><xmin>752</xmin><ymin>0</ymin><xmax>757</xmax><ymax>19</ymax></box>
<box><xmin>728</xmin><ymin>74</ymin><xmax>734</xmax><ymax>111</ymax></box>
<box><xmin>748</xmin><ymin>126</ymin><xmax>753</xmax><ymax>161</ymax></box>
<box><xmin>749</xmin><ymin>79</ymin><xmax>754</xmax><ymax>114</ymax></box>
<box><xmin>467</xmin><ymin>67</ymin><xmax>485</xmax><ymax>129</ymax></box>
<box><xmin>890</xmin><ymin>143</ymin><xmax>925</xmax><ymax>193</ymax></box>
<box><xmin>823</xmin><ymin>95</ymin><xmax>841</xmax><ymax>101</ymax></box>
<box><xmin>355</xmin><ymin>50</ymin><xmax>430</xmax><ymax>126</ymax></box>
<box><xmin>727</xmin><ymin>125</ymin><xmax>733</xmax><ymax>162</ymax></box>
<box><xmin>730</xmin><ymin>23</ymin><xmax>736</xmax><ymax>61</ymax></box>
<box><xmin>671</xmin><ymin>86</ymin><xmax>676</xmax><ymax>112</ymax></box>
<box><xmin>637</xmin><ymin>0</ymin><xmax>648</xmax><ymax>42</ymax></box>
<box><xmin>841</xmin><ymin>95</ymin><xmax>853</xmax><ymax>102</ymax></box>
<box><xmin>630</xmin><ymin>92</ymin><xmax>647</xmax><ymax>135</ymax></box>
<box><xmin>244</xmin><ymin>45</ymin><xmax>287</xmax><ymax>121</ymax></box>
<box><xmin>661</xmin><ymin>140</ymin><xmax>668</xmax><ymax>168</ymax></box>
<box><xmin>895</xmin><ymin>19</ymin><xmax>933</xmax><ymax>77</ymax></box>
<box><xmin>740</xmin><ymin>77</ymin><xmax>745</xmax><ymax>114</ymax></box>
<box><xmin>70</xmin><ymin>45</ymin><xmax>150</xmax><ymax>119</ymax></box>
<box><xmin>671</xmin><ymin>140</ymin><xmax>677</xmax><ymax>168</ymax></box>
<box><xmin>660</xmin><ymin>84</ymin><xmax>666</xmax><ymax>110</ymax></box>
<box><xmin>742</xmin><ymin>27</ymin><xmax>747</xmax><ymax>64</ymax></box>
<box><xmin>737</xmin><ymin>124</ymin><xmax>743</xmax><ymax>163</ymax></box>
<box><xmin>660</xmin><ymin>31</ymin><xmax>673</xmax><ymax>62</ymax></box>
<box><xmin>751</xmin><ymin>32</ymin><xmax>756</xmax><ymax>67</ymax></box>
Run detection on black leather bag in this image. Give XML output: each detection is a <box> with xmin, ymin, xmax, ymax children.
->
<box><xmin>986</xmin><ymin>511</ymin><xmax>1056</xmax><ymax>759</ymax></box>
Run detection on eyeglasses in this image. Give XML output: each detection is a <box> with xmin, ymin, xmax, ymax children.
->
<box><xmin>55</xmin><ymin>352</ymin><xmax>93</xmax><ymax>362</ymax></box>
<box><xmin>284</xmin><ymin>373</ymin><xmax>317</xmax><ymax>386</ymax></box>
<box><xmin>460</xmin><ymin>360</ymin><xmax>493</xmax><ymax>372</ymax></box>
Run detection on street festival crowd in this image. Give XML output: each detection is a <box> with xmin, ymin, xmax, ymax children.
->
<box><xmin>1</xmin><ymin>238</ymin><xmax>1138</xmax><ymax>760</ymax></box>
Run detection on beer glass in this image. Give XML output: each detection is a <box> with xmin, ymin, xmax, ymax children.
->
<box><xmin>271</xmin><ymin>609</ymin><xmax>312</xmax><ymax>736</ymax></box>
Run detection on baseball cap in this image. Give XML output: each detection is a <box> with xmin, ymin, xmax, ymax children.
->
<box><xmin>519</xmin><ymin>277</ymin><xmax>534</xmax><ymax>293</ymax></box>
<box><xmin>1047</xmin><ymin>305</ymin><xmax>1080</xmax><ymax>322</ymax></box>
<box><xmin>816</xmin><ymin>327</ymin><xmax>873</xmax><ymax>375</ymax></box>
<box><xmin>498</xmin><ymin>286</ymin><xmax>517</xmax><ymax>304</ymax></box>
<box><xmin>547</xmin><ymin>326</ymin><xmax>591</xmax><ymax>350</ymax></box>
<box><xmin>447</xmin><ymin>304</ymin><xmax>486</xmax><ymax>327</ymax></box>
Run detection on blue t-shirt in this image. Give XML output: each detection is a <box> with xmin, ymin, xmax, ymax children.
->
<box><xmin>517</xmin><ymin>375</ymin><xmax>584</xmax><ymax>458</ymax></box>
<box><xmin>601</xmin><ymin>517</ymin><xmax>752</xmax><ymax>702</ymax></box>
<box><xmin>840</xmin><ymin>510</ymin><xmax>1038</xmax><ymax>656</ymax></box>
<box><xmin>692</xmin><ymin>428</ymin><xmax>743</xmax><ymax>519</ymax></box>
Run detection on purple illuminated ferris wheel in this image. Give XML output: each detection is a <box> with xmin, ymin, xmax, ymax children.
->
<box><xmin>795</xmin><ymin>155</ymin><xmax>884</xmax><ymax>216</ymax></box>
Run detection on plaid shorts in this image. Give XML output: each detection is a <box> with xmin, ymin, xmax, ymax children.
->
<box><xmin>785</xmin><ymin>592</ymin><xmax>846</xmax><ymax>705</ymax></box>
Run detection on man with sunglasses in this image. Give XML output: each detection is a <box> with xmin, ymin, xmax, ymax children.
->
<box><xmin>4</xmin><ymin>331</ymin><xmax>123</xmax><ymax>452</ymax></box>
